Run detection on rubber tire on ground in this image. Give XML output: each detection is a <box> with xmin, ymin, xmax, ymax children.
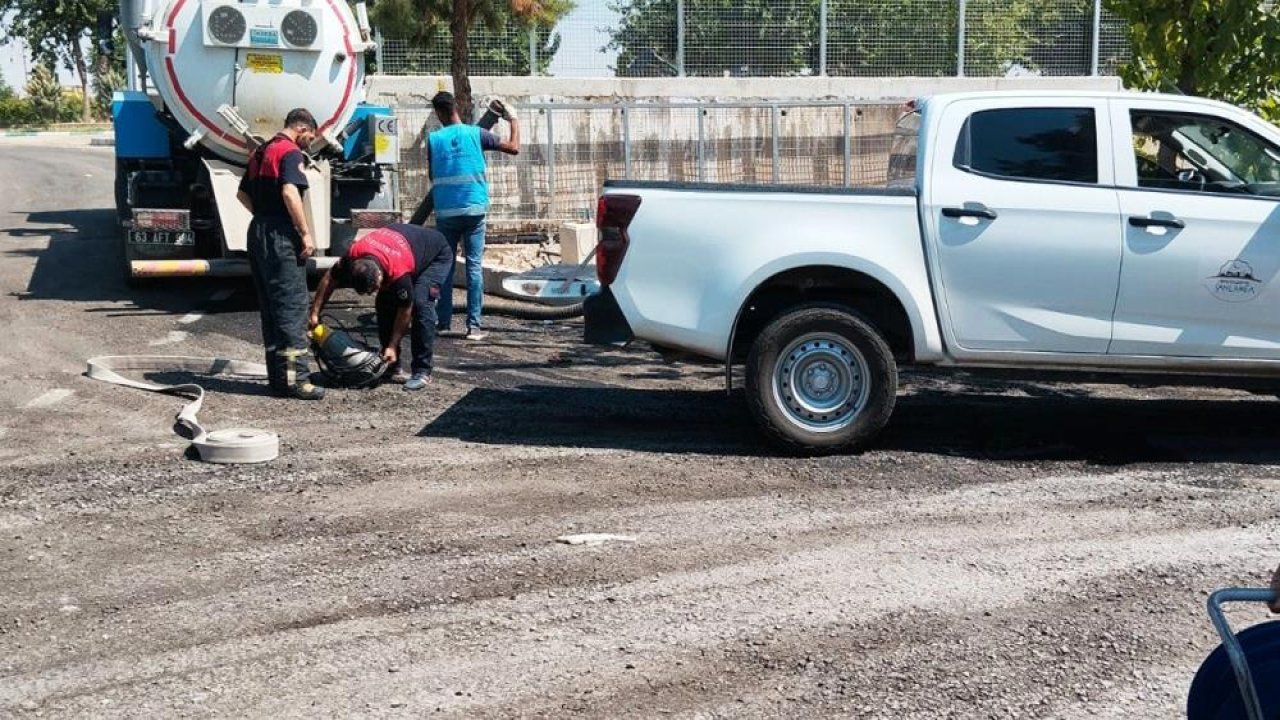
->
<box><xmin>745</xmin><ymin>304</ymin><xmax>898</xmax><ymax>455</ymax></box>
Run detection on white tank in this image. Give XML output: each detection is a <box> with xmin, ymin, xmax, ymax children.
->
<box><xmin>133</xmin><ymin>0</ymin><xmax>369</xmax><ymax>164</ymax></box>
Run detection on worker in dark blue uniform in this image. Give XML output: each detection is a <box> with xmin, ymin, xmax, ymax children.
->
<box><xmin>237</xmin><ymin>108</ymin><xmax>324</xmax><ymax>400</ymax></box>
<box><xmin>427</xmin><ymin>91</ymin><xmax>520</xmax><ymax>341</ymax></box>
<box><xmin>309</xmin><ymin>223</ymin><xmax>454</xmax><ymax>391</ymax></box>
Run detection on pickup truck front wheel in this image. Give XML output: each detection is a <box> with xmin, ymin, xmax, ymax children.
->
<box><xmin>746</xmin><ymin>306</ymin><xmax>897</xmax><ymax>454</ymax></box>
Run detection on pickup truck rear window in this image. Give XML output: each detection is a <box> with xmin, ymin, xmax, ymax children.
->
<box><xmin>954</xmin><ymin>107</ymin><xmax>1098</xmax><ymax>185</ymax></box>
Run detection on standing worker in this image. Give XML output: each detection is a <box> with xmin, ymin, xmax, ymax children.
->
<box><xmin>309</xmin><ymin>223</ymin><xmax>454</xmax><ymax>391</ymax></box>
<box><xmin>427</xmin><ymin>91</ymin><xmax>520</xmax><ymax>341</ymax></box>
<box><xmin>237</xmin><ymin>108</ymin><xmax>325</xmax><ymax>400</ymax></box>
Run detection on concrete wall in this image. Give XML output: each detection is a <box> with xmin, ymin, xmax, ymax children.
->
<box><xmin>368</xmin><ymin>75</ymin><xmax>1124</xmax><ymax>105</ymax></box>
<box><xmin>378</xmin><ymin>75</ymin><xmax>1127</xmax><ymax>225</ymax></box>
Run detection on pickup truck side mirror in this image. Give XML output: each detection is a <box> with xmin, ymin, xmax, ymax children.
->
<box><xmin>1177</xmin><ymin>168</ymin><xmax>1208</xmax><ymax>191</ymax></box>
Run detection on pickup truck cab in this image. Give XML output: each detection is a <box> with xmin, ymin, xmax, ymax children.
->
<box><xmin>584</xmin><ymin>91</ymin><xmax>1280</xmax><ymax>453</ymax></box>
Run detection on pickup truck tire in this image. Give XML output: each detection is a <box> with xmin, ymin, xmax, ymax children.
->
<box><xmin>746</xmin><ymin>305</ymin><xmax>897</xmax><ymax>454</ymax></box>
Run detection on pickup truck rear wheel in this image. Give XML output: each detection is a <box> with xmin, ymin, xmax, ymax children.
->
<box><xmin>746</xmin><ymin>305</ymin><xmax>897</xmax><ymax>454</ymax></box>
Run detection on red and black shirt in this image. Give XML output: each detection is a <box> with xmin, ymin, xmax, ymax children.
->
<box><xmin>334</xmin><ymin>224</ymin><xmax>454</xmax><ymax>306</ymax></box>
<box><xmin>238</xmin><ymin>134</ymin><xmax>309</xmax><ymax>220</ymax></box>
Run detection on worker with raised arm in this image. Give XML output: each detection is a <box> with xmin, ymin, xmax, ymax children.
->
<box><xmin>427</xmin><ymin>92</ymin><xmax>520</xmax><ymax>341</ymax></box>
<box><xmin>237</xmin><ymin>108</ymin><xmax>324</xmax><ymax>400</ymax></box>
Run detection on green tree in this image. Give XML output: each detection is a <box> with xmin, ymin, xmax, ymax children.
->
<box><xmin>90</xmin><ymin>25</ymin><xmax>126</xmax><ymax>120</ymax></box>
<box><xmin>26</xmin><ymin>64</ymin><xmax>67</xmax><ymax>123</ymax></box>
<box><xmin>372</xmin><ymin>0</ymin><xmax>574</xmax><ymax>120</ymax></box>
<box><xmin>92</xmin><ymin>67</ymin><xmax>124</xmax><ymax>120</ymax></box>
<box><xmin>0</xmin><ymin>0</ymin><xmax>114</xmax><ymax>123</ymax></box>
<box><xmin>1106</xmin><ymin>0</ymin><xmax>1280</xmax><ymax>121</ymax></box>
<box><xmin>0</xmin><ymin>74</ymin><xmax>35</xmax><ymax>127</ymax></box>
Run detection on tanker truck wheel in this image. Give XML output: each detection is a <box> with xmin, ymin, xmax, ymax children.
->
<box><xmin>745</xmin><ymin>304</ymin><xmax>897</xmax><ymax>455</ymax></box>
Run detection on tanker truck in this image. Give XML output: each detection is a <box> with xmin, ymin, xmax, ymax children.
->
<box><xmin>109</xmin><ymin>0</ymin><xmax>400</xmax><ymax>283</ymax></box>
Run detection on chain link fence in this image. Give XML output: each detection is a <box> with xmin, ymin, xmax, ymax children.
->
<box><xmin>395</xmin><ymin>100</ymin><xmax>905</xmax><ymax>225</ymax></box>
<box><xmin>377</xmin><ymin>0</ymin><xmax>1129</xmax><ymax>78</ymax></box>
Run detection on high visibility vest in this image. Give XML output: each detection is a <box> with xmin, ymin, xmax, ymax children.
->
<box><xmin>428</xmin><ymin>124</ymin><xmax>489</xmax><ymax>217</ymax></box>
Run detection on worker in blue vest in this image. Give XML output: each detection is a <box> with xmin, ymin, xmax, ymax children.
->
<box><xmin>427</xmin><ymin>91</ymin><xmax>520</xmax><ymax>341</ymax></box>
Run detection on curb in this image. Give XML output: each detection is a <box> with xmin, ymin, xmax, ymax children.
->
<box><xmin>0</xmin><ymin>128</ymin><xmax>114</xmax><ymax>139</ymax></box>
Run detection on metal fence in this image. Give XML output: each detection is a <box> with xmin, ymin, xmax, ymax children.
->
<box><xmin>377</xmin><ymin>0</ymin><xmax>1129</xmax><ymax>78</ymax></box>
<box><xmin>395</xmin><ymin>100</ymin><xmax>905</xmax><ymax>225</ymax></box>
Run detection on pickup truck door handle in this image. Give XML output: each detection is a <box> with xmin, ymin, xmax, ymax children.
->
<box><xmin>941</xmin><ymin>206</ymin><xmax>998</xmax><ymax>221</ymax></box>
<box><xmin>1128</xmin><ymin>215</ymin><xmax>1185</xmax><ymax>230</ymax></box>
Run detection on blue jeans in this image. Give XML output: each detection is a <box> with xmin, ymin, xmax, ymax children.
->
<box><xmin>376</xmin><ymin>276</ymin><xmax>438</xmax><ymax>375</ymax></box>
<box><xmin>435</xmin><ymin>214</ymin><xmax>485</xmax><ymax>331</ymax></box>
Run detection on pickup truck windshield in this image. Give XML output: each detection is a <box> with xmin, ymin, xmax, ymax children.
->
<box><xmin>1131</xmin><ymin>110</ymin><xmax>1280</xmax><ymax>197</ymax></box>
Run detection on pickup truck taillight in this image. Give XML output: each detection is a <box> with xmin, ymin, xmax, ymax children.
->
<box><xmin>595</xmin><ymin>194</ymin><xmax>641</xmax><ymax>286</ymax></box>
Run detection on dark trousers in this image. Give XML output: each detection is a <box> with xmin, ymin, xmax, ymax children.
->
<box><xmin>247</xmin><ymin>217</ymin><xmax>311</xmax><ymax>388</ymax></box>
<box><xmin>376</xmin><ymin>274</ymin><xmax>438</xmax><ymax>375</ymax></box>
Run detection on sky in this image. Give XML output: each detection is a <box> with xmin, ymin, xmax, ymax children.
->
<box><xmin>546</xmin><ymin>0</ymin><xmax>620</xmax><ymax>77</ymax></box>
<box><xmin>2</xmin><ymin>11</ymin><xmax>83</xmax><ymax>93</ymax></box>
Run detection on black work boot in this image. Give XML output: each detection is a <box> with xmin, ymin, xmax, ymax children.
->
<box><xmin>265</xmin><ymin>350</ymin><xmax>288</xmax><ymax>396</ymax></box>
<box><xmin>282</xmin><ymin>349</ymin><xmax>325</xmax><ymax>401</ymax></box>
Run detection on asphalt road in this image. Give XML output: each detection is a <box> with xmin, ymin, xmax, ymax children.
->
<box><xmin>1</xmin><ymin>138</ymin><xmax>1278</xmax><ymax>719</ymax></box>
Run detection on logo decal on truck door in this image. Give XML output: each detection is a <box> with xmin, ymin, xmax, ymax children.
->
<box><xmin>1206</xmin><ymin>260</ymin><xmax>1262</xmax><ymax>303</ymax></box>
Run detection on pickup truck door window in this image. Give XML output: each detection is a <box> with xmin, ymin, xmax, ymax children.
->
<box><xmin>1110</xmin><ymin>104</ymin><xmax>1280</xmax><ymax>358</ymax></box>
<box><xmin>927</xmin><ymin>101</ymin><xmax>1122</xmax><ymax>354</ymax></box>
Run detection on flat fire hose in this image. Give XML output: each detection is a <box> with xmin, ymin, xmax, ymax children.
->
<box><xmin>85</xmin><ymin>356</ymin><xmax>279</xmax><ymax>464</ymax></box>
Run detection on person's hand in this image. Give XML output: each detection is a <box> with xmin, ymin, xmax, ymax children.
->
<box><xmin>299</xmin><ymin>231</ymin><xmax>315</xmax><ymax>260</ymax></box>
<box><xmin>490</xmin><ymin>99</ymin><xmax>514</xmax><ymax>122</ymax></box>
<box><xmin>381</xmin><ymin>347</ymin><xmax>398</xmax><ymax>365</ymax></box>
<box><xmin>1269</xmin><ymin>563</ymin><xmax>1280</xmax><ymax>614</ymax></box>
<box><xmin>308</xmin><ymin>312</ymin><xmax>320</xmax><ymax>330</ymax></box>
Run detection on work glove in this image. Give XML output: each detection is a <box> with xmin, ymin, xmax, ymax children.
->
<box><xmin>489</xmin><ymin>98</ymin><xmax>515</xmax><ymax>122</ymax></box>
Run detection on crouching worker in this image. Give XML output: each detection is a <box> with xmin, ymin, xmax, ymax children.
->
<box><xmin>309</xmin><ymin>223</ymin><xmax>454</xmax><ymax>391</ymax></box>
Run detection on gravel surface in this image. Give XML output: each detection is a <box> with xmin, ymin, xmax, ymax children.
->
<box><xmin>1</xmin><ymin>138</ymin><xmax>1278</xmax><ymax>719</ymax></box>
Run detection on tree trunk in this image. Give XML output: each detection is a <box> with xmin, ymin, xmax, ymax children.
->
<box><xmin>450</xmin><ymin>0</ymin><xmax>474</xmax><ymax>123</ymax></box>
<box><xmin>71</xmin><ymin>40</ymin><xmax>91</xmax><ymax>123</ymax></box>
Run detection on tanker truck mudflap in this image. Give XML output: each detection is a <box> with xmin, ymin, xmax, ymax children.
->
<box><xmin>201</xmin><ymin>157</ymin><xmax>332</xmax><ymax>255</ymax></box>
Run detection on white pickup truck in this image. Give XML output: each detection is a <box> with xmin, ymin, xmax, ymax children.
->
<box><xmin>584</xmin><ymin>90</ymin><xmax>1280</xmax><ymax>453</ymax></box>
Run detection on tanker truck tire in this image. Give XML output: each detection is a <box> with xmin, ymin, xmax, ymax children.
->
<box><xmin>745</xmin><ymin>304</ymin><xmax>897</xmax><ymax>456</ymax></box>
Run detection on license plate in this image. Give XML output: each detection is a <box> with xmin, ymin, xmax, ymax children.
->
<box><xmin>130</xmin><ymin>230</ymin><xmax>193</xmax><ymax>246</ymax></box>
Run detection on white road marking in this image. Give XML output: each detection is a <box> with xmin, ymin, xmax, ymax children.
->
<box><xmin>24</xmin><ymin>389</ymin><xmax>73</xmax><ymax>409</ymax></box>
<box><xmin>148</xmin><ymin>331</ymin><xmax>189</xmax><ymax>347</ymax></box>
<box><xmin>178</xmin><ymin>289</ymin><xmax>233</xmax><ymax>326</ymax></box>
<box><xmin>0</xmin><ymin>427</ymin><xmax>8</xmax><ymax>440</ymax></box>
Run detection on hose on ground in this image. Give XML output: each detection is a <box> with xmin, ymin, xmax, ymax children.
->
<box><xmin>450</xmin><ymin>288</ymin><xmax>584</xmax><ymax>321</ymax></box>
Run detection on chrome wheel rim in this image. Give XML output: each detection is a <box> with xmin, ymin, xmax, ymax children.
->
<box><xmin>772</xmin><ymin>333</ymin><xmax>870</xmax><ymax>433</ymax></box>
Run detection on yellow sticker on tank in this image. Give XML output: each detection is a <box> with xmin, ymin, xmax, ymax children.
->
<box><xmin>245</xmin><ymin>53</ymin><xmax>283</xmax><ymax>74</ymax></box>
